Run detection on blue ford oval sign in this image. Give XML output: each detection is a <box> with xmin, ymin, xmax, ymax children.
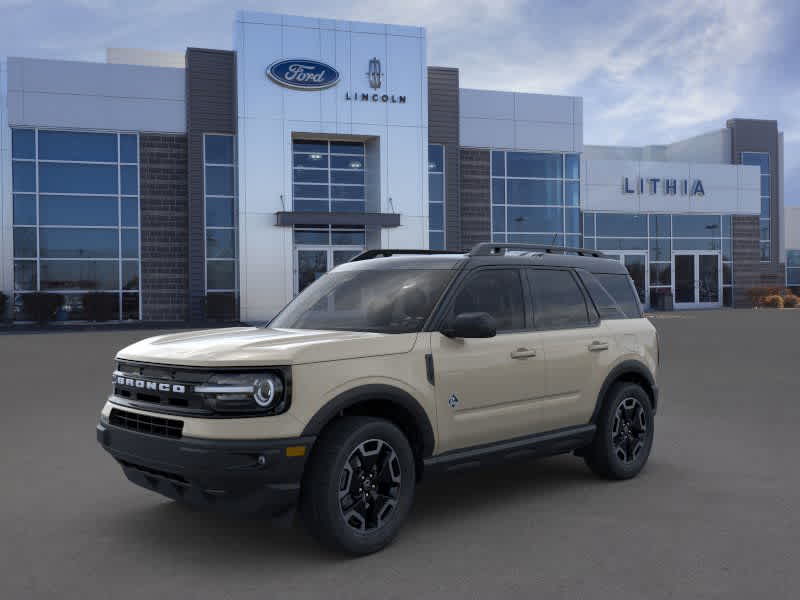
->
<box><xmin>267</xmin><ymin>59</ymin><xmax>340</xmax><ymax>90</ymax></box>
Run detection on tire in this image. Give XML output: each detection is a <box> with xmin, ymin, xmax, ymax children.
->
<box><xmin>584</xmin><ymin>382</ymin><xmax>654</xmax><ymax>480</ymax></box>
<box><xmin>300</xmin><ymin>417</ymin><xmax>416</xmax><ymax>556</ymax></box>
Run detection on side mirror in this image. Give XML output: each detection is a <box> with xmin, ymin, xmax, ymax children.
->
<box><xmin>442</xmin><ymin>312</ymin><xmax>497</xmax><ymax>339</ymax></box>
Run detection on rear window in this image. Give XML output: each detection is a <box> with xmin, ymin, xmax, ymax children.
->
<box><xmin>593</xmin><ymin>273</ymin><xmax>643</xmax><ymax>318</ymax></box>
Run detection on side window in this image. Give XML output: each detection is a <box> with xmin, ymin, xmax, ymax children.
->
<box><xmin>594</xmin><ymin>273</ymin><xmax>643</xmax><ymax>318</ymax></box>
<box><xmin>527</xmin><ymin>269</ymin><xmax>590</xmax><ymax>330</ymax></box>
<box><xmin>577</xmin><ymin>270</ymin><xmax>626</xmax><ymax>320</ymax></box>
<box><xmin>450</xmin><ymin>269</ymin><xmax>525</xmax><ymax>332</ymax></box>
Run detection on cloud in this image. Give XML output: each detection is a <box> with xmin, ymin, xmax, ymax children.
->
<box><xmin>0</xmin><ymin>0</ymin><xmax>796</xmax><ymax>202</ymax></box>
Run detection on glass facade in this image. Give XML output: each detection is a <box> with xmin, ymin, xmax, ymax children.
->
<box><xmin>584</xmin><ymin>213</ymin><xmax>734</xmax><ymax>307</ymax></box>
<box><xmin>428</xmin><ymin>144</ymin><xmax>445</xmax><ymax>249</ymax></box>
<box><xmin>788</xmin><ymin>250</ymin><xmax>800</xmax><ymax>289</ymax></box>
<box><xmin>742</xmin><ymin>152</ymin><xmax>770</xmax><ymax>261</ymax></box>
<box><xmin>11</xmin><ymin>128</ymin><xmax>141</xmax><ymax>320</ymax></box>
<box><xmin>292</xmin><ymin>140</ymin><xmax>365</xmax><ymax>213</ymax></box>
<box><xmin>491</xmin><ymin>150</ymin><xmax>580</xmax><ymax>247</ymax></box>
<box><xmin>204</xmin><ymin>134</ymin><xmax>238</xmax><ymax>295</ymax></box>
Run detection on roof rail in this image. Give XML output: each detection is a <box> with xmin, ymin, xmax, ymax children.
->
<box><xmin>349</xmin><ymin>248</ymin><xmax>460</xmax><ymax>262</ymax></box>
<box><xmin>469</xmin><ymin>242</ymin><xmax>605</xmax><ymax>258</ymax></box>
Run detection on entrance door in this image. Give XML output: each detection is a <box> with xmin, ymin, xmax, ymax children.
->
<box><xmin>672</xmin><ymin>252</ymin><xmax>721</xmax><ymax>309</ymax></box>
<box><xmin>604</xmin><ymin>252</ymin><xmax>648</xmax><ymax>308</ymax></box>
<box><xmin>295</xmin><ymin>247</ymin><xmax>362</xmax><ymax>294</ymax></box>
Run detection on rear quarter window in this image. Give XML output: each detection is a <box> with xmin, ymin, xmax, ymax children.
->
<box><xmin>593</xmin><ymin>273</ymin><xmax>643</xmax><ymax>318</ymax></box>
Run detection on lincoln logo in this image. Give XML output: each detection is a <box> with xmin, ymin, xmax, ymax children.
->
<box><xmin>266</xmin><ymin>59</ymin><xmax>341</xmax><ymax>90</ymax></box>
<box><xmin>115</xmin><ymin>376</ymin><xmax>186</xmax><ymax>394</ymax></box>
<box><xmin>367</xmin><ymin>57</ymin><xmax>382</xmax><ymax>89</ymax></box>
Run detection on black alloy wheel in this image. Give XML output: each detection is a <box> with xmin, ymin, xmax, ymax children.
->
<box><xmin>338</xmin><ymin>438</ymin><xmax>402</xmax><ymax>533</ymax></box>
<box><xmin>301</xmin><ymin>416</ymin><xmax>416</xmax><ymax>555</ymax></box>
<box><xmin>583</xmin><ymin>382</ymin><xmax>654</xmax><ymax>480</ymax></box>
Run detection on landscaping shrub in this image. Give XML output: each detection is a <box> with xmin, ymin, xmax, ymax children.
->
<box><xmin>782</xmin><ymin>294</ymin><xmax>799</xmax><ymax>308</ymax></box>
<box><xmin>83</xmin><ymin>292</ymin><xmax>118</xmax><ymax>322</ymax></box>
<box><xmin>747</xmin><ymin>287</ymin><xmax>791</xmax><ymax>307</ymax></box>
<box><xmin>762</xmin><ymin>295</ymin><xmax>784</xmax><ymax>309</ymax></box>
<box><xmin>21</xmin><ymin>293</ymin><xmax>64</xmax><ymax>324</ymax></box>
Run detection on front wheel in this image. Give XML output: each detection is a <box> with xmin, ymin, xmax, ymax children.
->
<box><xmin>300</xmin><ymin>417</ymin><xmax>415</xmax><ymax>555</ymax></box>
<box><xmin>584</xmin><ymin>382</ymin><xmax>654</xmax><ymax>480</ymax></box>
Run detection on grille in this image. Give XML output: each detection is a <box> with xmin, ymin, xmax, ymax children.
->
<box><xmin>109</xmin><ymin>408</ymin><xmax>184</xmax><ymax>439</ymax></box>
<box><xmin>113</xmin><ymin>361</ymin><xmax>211</xmax><ymax>414</ymax></box>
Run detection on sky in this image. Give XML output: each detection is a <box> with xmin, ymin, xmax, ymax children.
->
<box><xmin>1</xmin><ymin>0</ymin><xmax>798</xmax><ymax>204</ymax></box>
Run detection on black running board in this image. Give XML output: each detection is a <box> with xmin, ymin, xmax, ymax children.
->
<box><xmin>423</xmin><ymin>424</ymin><xmax>596</xmax><ymax>473</ymax></box>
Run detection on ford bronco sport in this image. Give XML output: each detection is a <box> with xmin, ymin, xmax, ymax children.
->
<box><xmin>97</xmin><ymin>242</ymin><xmax>659</xmax><ymax>555</ymax></box>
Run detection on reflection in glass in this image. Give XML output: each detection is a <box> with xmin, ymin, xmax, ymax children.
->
<box><xmin>40</xmin><ymin>196</ymin><xmax>118</xmax><ymax>226</ymax></box>
<box><xmin>13</xmin><ymin>227</ymin><xmax>37</xmax><ymax>258</ymax></box>
<box><xmin>38</xmin><ymin>130</ymin><xmax>117</xmax><ymax>162</ymax></box>
<box><xmin>39</xmin><ymin>163</ymin><xmax>118</xmax><ymax>194</ymax></box>
<box><xmin>206</xmin><ymin>229</ymin><xmax>236</xmax><ymax>259</ymax></box>
<box><xmin>40</xmin><ymin>261</ymin><xmax>119</xmax><ymax>290</ymax></box>
<box><xmin>207</xmin><ymin>260</ymin><xmax>236</xmax><ymax>290</ymax></box>
<box><xmin>39</xmin><ymin>228</ymin><xmax>118</xmax><ymax>258</ymax></box>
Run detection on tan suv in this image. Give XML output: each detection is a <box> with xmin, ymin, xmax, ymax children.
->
<box><xmin>97</xmin><ymin>242</ymin><xmax>659</xmax><ymax>555</ymax></box>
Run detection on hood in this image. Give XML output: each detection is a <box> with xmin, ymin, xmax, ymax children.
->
<box><xmin>116</xmin><ymin>327</ymin><xmax>419</xmax><ymax>368</ymax></box>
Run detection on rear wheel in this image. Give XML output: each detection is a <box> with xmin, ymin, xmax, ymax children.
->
<box><xmin>584</xmin><ymin>382</ymin><xmax>654</xmax><ymax>480</ymax></box>
<box><xmin>300</xmin><ymin>417</ymin><xmax>415</xmax><ymax>555</ymax></box>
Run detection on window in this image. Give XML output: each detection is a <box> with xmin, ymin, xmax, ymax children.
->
<box><xmin>11</xmin><ymin>128</ymin><xmax>140</xmax><ymax>320</ymax></box>
<box><xmin>428</xmin><ymin>144</ymin><xmax>445</xmax><ymax>249</ymax></box>
<box><xmin>594</xmin><ymin>273</ymin><xmax>642</xmax><ymax>318</ymax></box>
<box><xmin>577</xmin><ymin>270</ymin><xmax>626</xmax><ymax>320</ymax></box>
<box><xmin>271</xmin><ymin>269</ymin><xmax>453</xmax><ymax>333</ymax></box>
<box><xmin>491</xmin><ymin>150</ymin><xmax>580</xmax><ymax>247</ymax></box>
<box><xmin>583</xmin><ymin>212</ymin><xmax>733</xmax><ymax>307</ymax></box>
<box><xmin>292</xmin><ymin>140</ymin><xmax>365</xmax><ymax>213</ymax></box>
<box><xmin>527</xmin><ymin>269</ymin><xmax>590</xmax><ymax>330</ymax></box>
<box><xmin>204</xmin><ymin>134</ymin><xmax>238</xmax><ymax>296</ymax></box>
<box><xmin>451</xmin><ymin>269</ymin><xmax>525</xmax><ymax>332</ymax></box>
<box><xmin>787</xmin><ymin>250</ymin><xmax>800</xmax><ymax>289</ymax></box>
<box><xmin>742</xmin><ymin>152</ymin><xmax>770</xmax><ymax>261</ymax></box>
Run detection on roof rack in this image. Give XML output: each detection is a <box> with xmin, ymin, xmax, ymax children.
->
<box><xmin>349</xmin><ymin>249</ymin><xmax>460</xmax><ymax>262</ymax></box>
<box><xmin>468</xmin><ymin>242</ymin><xmax>605</xmax><ymax>258</ymax></box>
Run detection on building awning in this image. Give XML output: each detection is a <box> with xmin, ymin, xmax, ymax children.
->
<box><xmin>275</xmin><ymin>211</ymin><xmax>401</xmax><ymax>227</ymax></box>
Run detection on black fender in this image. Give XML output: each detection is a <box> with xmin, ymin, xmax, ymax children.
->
<box><xmin>301</xmin><ymin>384</ymin><xmax>436</xmax><ymax>459</ymax></box>
<box><xmin>591</xmin><ymin>360</ymin><xmax>658</xmax><ymax>423</ymax></box>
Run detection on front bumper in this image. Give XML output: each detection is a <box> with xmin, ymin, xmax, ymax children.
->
<box><xmin>97</xmin><ymin>418</ymin><xmax>315</xmax><ymax>516</ymax></box>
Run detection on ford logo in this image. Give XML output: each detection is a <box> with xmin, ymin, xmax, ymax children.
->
<box><xmin>267</xmin><ymin>59</ymin><xmax>340</xmax><ymax>90</ymax></box>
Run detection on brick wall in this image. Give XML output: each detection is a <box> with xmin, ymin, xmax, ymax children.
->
<box><xmin>139</xmin><ymin>134</ymin><xmax>189</xmax><ymax>321</ymax></box>
<box><xmin>732</xmin><ymin>215</ymin><xmax>786</xmax><ymax>307</ymax></box>
<box><xmin>460</xmin><ymin>149</ymin><xmax>491</xmax><ymax>249</ymax></box>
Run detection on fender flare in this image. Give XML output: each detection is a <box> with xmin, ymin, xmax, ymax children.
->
<box><xmin>301</xmin><ymin>384</ymin><xmax>436</xmax><ymax>458</ymax></box>
<box><xmin>591</xmin><ymin>360</ymin><xmax>658</xmax><ymax>423</ymax></box>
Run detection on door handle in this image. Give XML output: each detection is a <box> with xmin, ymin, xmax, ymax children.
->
<box><xmin>588</xmin><ymin>341</ymin><xmax>609</xmax><ymax>352</ymax></box>
<box><xmin>510</xmin><ymin>348</ymin><xmax>537</xmax><ymax>359</ymax></box>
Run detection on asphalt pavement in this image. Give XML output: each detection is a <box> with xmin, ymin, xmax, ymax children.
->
<box><xmin>1</xmin><ymin>309</ymin><xmax>799</xmax><ymax>599</ymax></box>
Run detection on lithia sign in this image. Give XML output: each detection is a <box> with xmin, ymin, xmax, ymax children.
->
<box><xmin>623</xmin><ymin>177</ymin><xmax>705</xmax><ymax>196</ymax></box>
<box><xmin>267</xmin><ymin>57</ymin><xmax>407</xmax><ymax>103</ymax></box>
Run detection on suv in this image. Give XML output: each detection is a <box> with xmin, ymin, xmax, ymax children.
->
<box><xmin>97</xmin><ymin>243</ymin><xmax>659</xmax><ymax>555</ymax></box>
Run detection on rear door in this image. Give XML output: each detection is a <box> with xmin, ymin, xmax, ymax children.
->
<box><xmin>525</xmin><ymin>268</ymin><xmax>612</xmax><ymax>430</ymax></box>
<box><xmin>431</xmin><ymin>267</ymin><xmax>548</xmax><ymax>452</ymax></box>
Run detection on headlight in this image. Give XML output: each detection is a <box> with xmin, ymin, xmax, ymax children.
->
<box><xmin>195</xmin><ymin>371</ymin><xmax>288</xmax><ymax>415</ymax></box>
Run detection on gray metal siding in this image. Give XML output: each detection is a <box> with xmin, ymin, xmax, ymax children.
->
<box><xmin>427</xmin><ymin>67</ymin><xmax>461</xmax><ymax>250</ymax></box>
<box><xmin>186</xmin><ymin>48</ymin><xmax>237</xmax><ymax>322</ymax></box>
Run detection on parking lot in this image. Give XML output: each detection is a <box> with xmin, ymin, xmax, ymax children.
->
<box><xmin>2</xmin><ymin>309</ymin><xmax>799</xmax><ymax>599</ymax></box>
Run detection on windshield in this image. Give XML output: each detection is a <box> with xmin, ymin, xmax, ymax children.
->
<box><xmin>271</xmin><ymin>268</ymin><xmax>454</xmax><ymax>333</ymax></box>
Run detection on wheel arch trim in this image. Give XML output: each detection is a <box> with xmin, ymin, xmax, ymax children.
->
<box><xmin>591</xmin><ymin>360</ymin><xmax>658</xmax><ymax>423</ymax></box>
<box><xmin>300</xmin><ymin>384</ymin><xmax>436</xmax><ymax>459</ymax></box>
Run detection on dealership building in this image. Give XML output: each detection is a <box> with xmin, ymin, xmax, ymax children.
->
<box><xmin>0</xmin><ymin>11</ymin><xmax>794</xmax><ymax>323</ymax></box>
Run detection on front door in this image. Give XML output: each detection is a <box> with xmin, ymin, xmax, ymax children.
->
<box><xmin>604</xmin><ymin>252</ymin><xmax>648</xmax><ymax>308</ymax></box>
<box><xmin>295</xmin><ymin>247</ymin><xmax>362</xmax><ymax>294</ymax></box>
<box><xmin>672</xmin><ymin>252</ymin><xmax>721</xmax><ymax>309</ymax></box>
<box><xmin>432</xmin><ymin>268</ymin><xmax>548</xmax><ymax>452</ymax></box>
